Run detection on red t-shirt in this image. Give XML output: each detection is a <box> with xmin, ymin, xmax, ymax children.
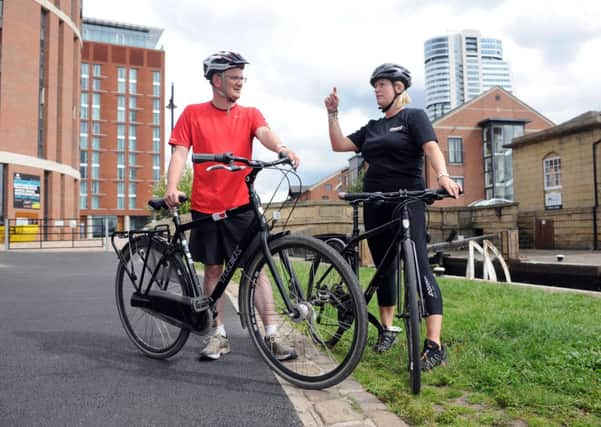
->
<box><xmin>168</xmin><ymin>102</ymin><xmax>268</xmax><ymax>213</ymax></box>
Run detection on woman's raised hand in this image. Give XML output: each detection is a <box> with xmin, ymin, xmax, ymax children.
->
<box><xmin>324</xmin><ymin>87</ymin><xmax>339</xmax><ymax>113</ymax></box>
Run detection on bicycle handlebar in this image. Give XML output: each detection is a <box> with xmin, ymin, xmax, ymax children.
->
<box><xmin>337</xmin><ymin>188</ymin><xmax>459</xmax><ymax>205</ymax></box>
<box><xmin>191</xmin><ymin>152</ymin><xmax>292</xmax><ymax>169</ymax></box>
<box><xmin>148</xmin><ymin>194</ymin><xmax>188</xmax><ymax>211</ymax></box>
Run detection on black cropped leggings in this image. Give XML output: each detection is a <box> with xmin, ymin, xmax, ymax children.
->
<box><xmin>364</xmin><ymin>200</ymin><xmax>443</xmax><ymax>316</ymax></box>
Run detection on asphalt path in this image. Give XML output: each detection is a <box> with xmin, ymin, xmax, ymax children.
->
<box><xmin>0</xmin><ymin>251</ymin><xmax>301</xmax><ymax>427</ymax></box>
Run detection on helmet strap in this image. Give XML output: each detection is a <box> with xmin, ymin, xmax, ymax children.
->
<box><xmin>214</xmin><ymin>71</ymin><xmax>236</xmax><ymax>112</ymax></box>
<box><xmin>380</xmin><ymin>87</ymin><xmax>403</xmax><ymax>113</ymax></box>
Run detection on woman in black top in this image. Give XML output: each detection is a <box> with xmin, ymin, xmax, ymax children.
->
<box><xmin>324</xmin><ymin>64</ymin><xmax>461</xmax><ymax>370</ymax></box>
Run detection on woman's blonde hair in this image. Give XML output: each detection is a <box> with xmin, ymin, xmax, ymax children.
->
<box><xmin>394</xmin><ymin>81</ymin><xmax>412</xmax><ymax>107</ymax></box>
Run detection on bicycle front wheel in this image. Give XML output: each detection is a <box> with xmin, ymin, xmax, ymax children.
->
<box><xmin>115</xmin><ymin>236</ymin><xmax>191</xmax><ymax>359</ymax></box>
<box><xmin>402</xmin><ymin>239</ymin><xmax>422</xmax><ymax>394</ymax></box>
<box><xmin>240</xmin><ymin>235</ymin><xmax>367</xmax><ymax>389</ymax></box>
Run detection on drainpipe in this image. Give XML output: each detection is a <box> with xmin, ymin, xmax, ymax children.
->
<box><xmin>593</xmin><ymin>139</ymin><xmax>601</xmax><ymax>250</ymax></box>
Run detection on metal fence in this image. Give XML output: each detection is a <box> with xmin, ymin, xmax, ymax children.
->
<box><xmin>1</xmin><ymin>217</ymin><xmax>111</xmax><ymax>250</ymax></box>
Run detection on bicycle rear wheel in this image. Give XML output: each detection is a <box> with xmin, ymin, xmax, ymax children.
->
<box><xmin>402</xmin><ymin>239</ymin><xmax>422</xmax><ymax>394</ymax></box>
<box><xmin>240</xmin><ymin>235</ymin><xmax>367</xmax><ymax>389</ymax></box>
<box><xmin>115</xmin><ymin>235</ymin><xmax>191</xmax><ymax>359</ymax></box>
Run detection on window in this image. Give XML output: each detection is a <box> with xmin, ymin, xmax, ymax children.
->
<box><xmin>80</xmin><ymin>122</ymin><xmax>88</xmax><ymax>149</ymax></box>
<box><xmin>92</xmin><ymin>93</ymin><xmax>101</xmax><ymax>120</ymax></box>
<box><xmin>80</xmin><ymin>151</ymin><xmax>88</xmax><ymax>179</ymax></box>
<box><xmin>152</xmin><ymin>99</ymin><xmax>160</xmax><ymax>125</ymax></box>
<box><xmin>80</xmin><ymin>93</ymin><xmax>88</xmax><ymax>119</ymax></box>
<box><xmin>117</xmin><ymin>67</ymin><xmax>126</xmax><ymax>93</ymax></box>
<box><xmin>80</xmin><ymin>182</ymin><xmax>87</xmax><ymax>209</ymax></box>
<box><xmin>152</xmin><ymin>127</ymin><xmax>160</xmax><ymax>152</ymax></box>
<box><xmin>448</xmin><ymin>137</ymin><xmax>463</xmax><ymax>164</ymax></box>
<box><xmin>324</xmin><ymin>184</ymin><xmax>332</xmax><ymax>192</ymax></box>
<box><xmin>81</xmin><ymin>63</ymin><xmax>89</xmax><ymax>90</ymax></box>
<box><xmin>153</xmin><ymin>71</ymin><xmax>161</xmax><ymax>97</ymax></box>
<box><xmin>117</xmin><ymin>182</ymin><xmax>125</xmax><ymax>209</ymax></box>
<box><xmin>544</xmin><ymin>156</ymin><xmax>561</xmax><ymax>189</ymax></box>
<box><xmin>128</xmin><ymin>182</ymin><xmax>136</xmax><ymax>209</ymax></box>
<box><xmin>153</xmin><ymin>155</ymin><xmax>161</xmax><ymax>181</ymax></box>
<box><xmin>117</xmin><ymin>95</ymin><xmax>125</xmax><ymax>122</ymax></box>
<box><xmin>117</xmin><ymin>154</ymin><xmax>125</xmax><ymax>180</ymax></box>
<box><xmin>91</xmin><ymin>152</ymin><xmax>100</xmax><ymax>179</ymax></box>
<box><xmin>128</xmin><ymin>125</ymin><xmax>136</xmax><ymax>151</ymax></box>
<box><xmin>129</xmin><ymin>69</ymin><xmax>137</xmax><ymax>94</ymax></box>
<box><xmin>117</xmin><ymin>125</ymin><xmax>126</xmax><ymax>151</ymax></box>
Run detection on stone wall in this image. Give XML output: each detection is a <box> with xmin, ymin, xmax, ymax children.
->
<box><xmin>518</xmin><ymin>208</ymin><xmax>599</xmax><ymax>249</ymax></box>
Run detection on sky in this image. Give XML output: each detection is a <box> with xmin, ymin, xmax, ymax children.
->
<box><xmin>82</xmin><ymin>0</ymin><xmax>601</xmax><ymax>198</ymax></box>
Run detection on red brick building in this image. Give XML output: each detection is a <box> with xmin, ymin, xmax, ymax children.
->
<box><xmin>80</xmin><ymin>18</ymin><xmax>165</xmax><ymax>232</ymax></box>
<box><xmin>429</xmin><ymin>87</ymin><xmax>554</xmax><ymax>207</ymax></box>
<box><xmin>0</xmin><ymin>0</ymin><xmax>82</xmax><ymax>225</ymax></box>
<box><xmin>292</xmin><ymin>167</ymin><xmax>352</xmax><ymax>201</ymax></box>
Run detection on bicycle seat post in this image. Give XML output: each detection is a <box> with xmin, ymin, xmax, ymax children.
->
<box><xmin>351</xmin><ymin>202</ymin><xmax>360</xmax><ymax>239</ymax></box>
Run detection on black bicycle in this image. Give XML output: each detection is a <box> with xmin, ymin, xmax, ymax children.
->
<box><xmin>316</xmin><ymin>188</ymin><xmax>454</xmax><ymax>394</ymax></box>
<box><xmin>111</xmin><ymin>153</ymin><xmax>367</xmax><ymax>389</ymax></box>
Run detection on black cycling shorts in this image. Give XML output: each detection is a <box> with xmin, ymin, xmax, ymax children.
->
<box><xmin>189</xmin><ymin>208</ymin><xmax>259</xmax><ymax>266</ymax></box>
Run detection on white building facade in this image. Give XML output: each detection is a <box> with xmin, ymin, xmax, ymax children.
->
<box><xmin>424</xmin><ymin>30</ymin><xmax>513</xmax><ymax>121</ymax></box>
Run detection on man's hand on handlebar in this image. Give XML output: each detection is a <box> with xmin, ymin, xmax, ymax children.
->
<box><xmin>278</xmin><ymin>147</ymin><xmax>300</xmax><ymax>169</ymax></box>
<box><xmin>164</xmin><ymin>188</ymin><xmax>187</xmax><ymax>208</ymax></box>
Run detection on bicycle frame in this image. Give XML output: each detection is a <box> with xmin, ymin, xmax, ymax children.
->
<box><xmin>112</xmin><ymin>156</ymin><xmax>301</xmax><ymax>331</ymax></box>
<box><xmin>332</xmin><ymin>200</ymin><xmax>427</xmax><ymax>334</ymax></box>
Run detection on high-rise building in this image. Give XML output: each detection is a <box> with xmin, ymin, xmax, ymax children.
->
<box><xmin>80</xmin><ymin>18</ymin><xmax>165</xmax><ymax>232</ymax></box>
<box><xmin>0</xmin><ymin>0</ymin><xmax>82</xmax><ymax>225</ymax></box>
<box><xmin>424</xmin><ymin>30</ymin><xmax>513</xmax><ymax>121</ymax></box>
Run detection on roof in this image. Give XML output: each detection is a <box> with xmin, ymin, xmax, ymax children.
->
<box><xmin>82</xmin><ymin>17</ymin><xmax>163</xmax><ymax>48</ymax></box>
<box><xmin>506</xmin><ymin>111</ymin><xmax>601</xmax><ymax>148</ymax></box>
<box><xmin>432</xmin><ymin>86</ymin><xmax>554</xmax><ymax>128</ymax></box>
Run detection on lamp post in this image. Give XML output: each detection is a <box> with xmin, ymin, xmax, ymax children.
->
<box><xmin>166</xmin><ymin>82</ymin><xmax>177</xmax><ymax>133</ymax></box>
<box><xmin>166</xmin><ymin>82</ymin><xmax>177</xmax><ymax>154</ymax></box>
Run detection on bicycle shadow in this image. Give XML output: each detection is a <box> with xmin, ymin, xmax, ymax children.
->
<box><xmin>13</xmin><ymin>328</ymin><xmax>285</xmax><ymax>396</ymax></box>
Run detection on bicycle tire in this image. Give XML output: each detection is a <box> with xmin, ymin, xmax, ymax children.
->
<box><xmin>240</xmin><ymin>234</ymin><xmax>367</xmax><ymax>389</ymax></box>
<box><xmin>402</xmin><ymin>239</ymin><xmax>422</xmax><ymax>394</ymax></box>
<box><xmin>115</xmin><ymin>235</ymin><xmax>191</xmax><ymax>359</ymax></box>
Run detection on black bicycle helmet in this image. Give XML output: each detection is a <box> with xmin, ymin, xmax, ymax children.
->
<box><xmin>203</xmin><ymin>51</ymin><xmax>249</xmax><ymax>81</ymax></box>
<box><xmin>369</xmin><ymin>63</ymin><xmax>412</xmax><ymax>89</ymax></box>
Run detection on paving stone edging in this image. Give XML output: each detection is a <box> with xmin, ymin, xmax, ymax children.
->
<box><xmin>225</xmin><ymin>283</ymin><xmax>408</xmax><ymax>427</ymax></box>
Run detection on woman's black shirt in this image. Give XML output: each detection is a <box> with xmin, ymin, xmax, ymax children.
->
<box><xmin>347</xmin><ymin>108</ymin><xmax>437</xmax><ymax>192</ymax></box>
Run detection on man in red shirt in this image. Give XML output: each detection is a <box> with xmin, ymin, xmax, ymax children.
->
<box><xmin>165</xmin><ymin>51</ymin><xmax>300</xmax><ymax>360</ymax></box>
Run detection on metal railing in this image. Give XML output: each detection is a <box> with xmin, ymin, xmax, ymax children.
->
<box><xmin>1</xmin><ymin>217</ymin><xmax>111</xmax><ymax>250</ymax></box>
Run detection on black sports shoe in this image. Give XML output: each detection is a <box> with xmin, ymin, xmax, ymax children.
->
<box><xmin>420</xmin><ymin>339</ymin><xmax>447</xmax><ymax>371</ymax></box>
<box><xmin>373</xmin><ymin>326</ymin><xmax>401</xmax><ymax>353</ymax></box>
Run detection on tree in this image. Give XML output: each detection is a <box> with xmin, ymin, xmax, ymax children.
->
<box><xmin>347</xmin><ymin>169</ymin><xmax>365</xmax><ymax>193</ymax></box>
<box><xmin>151</xmin><ymin>166</ymin><xmax>193</xmax><ymax>216</ymax></box>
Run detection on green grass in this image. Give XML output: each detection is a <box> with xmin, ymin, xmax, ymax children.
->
<box><xmin>352</xmin><ymin>274</ymin><xmax>601</xmax><ymax>426</ymax></box>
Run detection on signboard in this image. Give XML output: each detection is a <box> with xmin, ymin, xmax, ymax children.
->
<box><xmin>13</xmin><ymin>173</ymin><xmax>41</xmax><ymax>209</ymax></box>
<box><xmin>545</xmin><ymin>191</ymin><xmax>562</xmax><ymax>210</ymax></box>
